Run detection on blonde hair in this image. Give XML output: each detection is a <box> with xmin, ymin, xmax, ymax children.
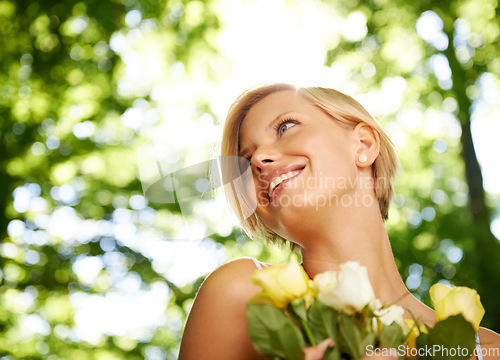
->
<box><xmin>221</xmin><ymin>83</ymin><xmax>399</xmax><ymax>247</ymax></box>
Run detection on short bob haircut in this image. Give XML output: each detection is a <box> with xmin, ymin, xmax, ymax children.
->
<box><xmin>221</xmin><ymin>83</ymin><xmax>399</xmax><ymax>247</ymax></box>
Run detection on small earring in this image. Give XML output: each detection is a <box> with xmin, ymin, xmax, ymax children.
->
<box><xmin>359</xmin><ymin>154</ymin><xmax>368</xmax><ymax>163</ymax></box>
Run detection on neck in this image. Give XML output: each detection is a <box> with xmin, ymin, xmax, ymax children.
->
<box><xmin>298</xmin><ymin>204</ymin><xmax>411</xmax><ymax>308</ymax></box>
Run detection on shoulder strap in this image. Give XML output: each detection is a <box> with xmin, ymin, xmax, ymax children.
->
<box><xmin>475</xmin><ymin>333</ymin><xmax>484</xmax><ymax>360</ymax></box>
<box><xmin>250</xmin><ymin>258</ymin><xmax>263</xmax><ymax>270</ymax></box>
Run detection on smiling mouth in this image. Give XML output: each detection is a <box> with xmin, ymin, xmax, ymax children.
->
<box><xmin>268</xmin><ymin>169</ymin><xmax>302</xmax><ymax>197</ymax></box>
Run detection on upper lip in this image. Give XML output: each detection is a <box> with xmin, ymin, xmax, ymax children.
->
<box><xmin>262</xmin><ymin>163</ymin><xmax>306</xmax><ymax>198</ymax></box>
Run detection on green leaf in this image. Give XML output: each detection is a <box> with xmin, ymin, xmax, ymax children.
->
<box><xmin>290</xmin><ymin>297</ymin><xmax>308</xmax><ymax>322</ymax></box>
<box><xmin>273</xmin><ymin>323</ymin><xmax>307</xmax><ymax>360</ymax></box>
<box><xmin>308</xmin><ymin>300</ymin><xmax>338</xmax><ymax>343</ymax></box>
<box><xmin>426</xmin><ymin>315</ymin><xmax>476</xmax><ymax>360</ymax></box>
<box><xmin>379</xmin><ymin>322</ymin><xmax>405</xmax><ymax>349</ymax></box>
<box><xmin>338</xmin><ymin>313</ymin><xmax>364</xmax><ymax>360</ymax></box>
<box><xmin>360</xmin><ymin>332</ymin><xmax>377</xmax><ymax>354</ymax></box>
<box><xmin>416</xmin><ymin>332</ymin><xmax>432</xmax><ymax>360</ymax></box>
<box><xmin>324</xmin><ymin>346</ymin><xmax>341</xmax><ymax>360</ymax></box>
<box><xmin>247</xmin><ymin>304</ymin><xmax>306</xmax><ymax>360</ymax></box>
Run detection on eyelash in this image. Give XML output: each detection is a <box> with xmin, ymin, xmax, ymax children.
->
<box><xmin>273</xmin><ymin>117</ymin><xmax>298</xmax><ymax>136</ymax></box>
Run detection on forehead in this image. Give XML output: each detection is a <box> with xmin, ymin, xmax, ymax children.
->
<box><xmin>245</xmin><ymin>90</ymin><xmax>304</xmax><ymax>123</ymax></box>
<box><xmin>239</xmin><ymin>90</ymin><xmax>308</xmax><ymax>143</ymax></box>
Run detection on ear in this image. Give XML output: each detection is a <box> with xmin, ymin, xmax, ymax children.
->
<box><xmin>354</xmin><ymin>123</ymin><xmax>380</xmax><ymax>167</ymax></box>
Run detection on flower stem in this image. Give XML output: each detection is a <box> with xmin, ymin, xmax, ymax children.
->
<box><xmin>300</xmin><ymin>318</ymin><xmax>316</xmax><ymax>347</ymax></box>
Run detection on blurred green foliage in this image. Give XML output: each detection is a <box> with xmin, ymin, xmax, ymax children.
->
<box><xmin>0</xmin><ymin>0</ymin><xmax>226</xmax><ymax>358</ymax></box>
<box><xmin>0</xmin><ymin>0</ymin><xmax>499</xmax><ymax>358</ymax></box>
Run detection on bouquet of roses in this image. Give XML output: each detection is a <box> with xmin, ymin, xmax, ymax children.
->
<box><xmin>246</xmin><ymin>255</ymin><xmax>485</xmax><ymax>360</ymax></box>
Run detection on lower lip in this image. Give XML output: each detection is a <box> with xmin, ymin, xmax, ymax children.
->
<box><xmin>269</xmin><ymin>169</ymin><xmax>304</xmax><ymax>203</ymax></box>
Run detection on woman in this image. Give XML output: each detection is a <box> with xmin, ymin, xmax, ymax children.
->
<box><xmin>178</xmin><ymin>84</ymin><xmax>500</xmax><ymax>359</ymax></box>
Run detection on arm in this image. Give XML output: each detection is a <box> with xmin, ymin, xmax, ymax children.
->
<box><xmin>179</xmin><ymin>258</ymin><xmax>273</xmax><ymax>360</ymax></box>
<box><xmin>477</xmin><ymin>327</ymin><xmax>500</xmax><ymax>360</ymax></box>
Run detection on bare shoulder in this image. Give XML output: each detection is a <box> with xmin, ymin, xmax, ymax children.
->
<box><xmin>201</xmin><ymin>257</ymin><xmax>265</xmax><ymax>295</ymax></box>
<box><xmin>477</xmin><ymin>327</ymin><xmax>500</xmax><ymax>360</ymax></box>
<box><xmin>179</xmin><ymin>257</ymin><xmax>272</xmax><ymax>360</ymax></box>
<box><xmin>192</xmin><ymin>257</ymin><xmax>267</xmax><ymax>306</ymax></box>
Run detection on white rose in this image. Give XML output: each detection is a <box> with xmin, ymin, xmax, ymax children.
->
<box><xmin>375</xmin><ymin>304</ymin><xmax>408</xmax><ymax>333</ymax></box>
<box><xmin>314</xmin><ymin>262</ymin><xmax>375</xmax><ymax>314</ymax></box>
<box><xmin>313</xmin><ymin>270</ymin><xmax>338</xmax><ymax>293</ymax></box>
<box><xmin>369</xmin><ymin>298</ymin><xmax>382</xmax><ymax>311</ymax></box>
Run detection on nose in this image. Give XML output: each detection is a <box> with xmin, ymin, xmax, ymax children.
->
<box><xmin>251</xmin><ymin>147</ymin><xmax>280</xmax><ymax>174</ymax></box>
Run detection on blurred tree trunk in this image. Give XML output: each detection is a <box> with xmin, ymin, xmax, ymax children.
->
<box><xmin>442</xmin><ymin>17</ymin><xmax>500</xmax><ymax>331</ymax></box>
<box><xmin>0</xmin><ymin>117</ymin><xmax>12</xmax><ymax>239</ymax></box>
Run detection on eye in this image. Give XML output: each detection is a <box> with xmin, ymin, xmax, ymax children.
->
<box><xmin>275</xmin><ymin>118</ymin><xmax>298</xmax><ymax>136</ymax></box>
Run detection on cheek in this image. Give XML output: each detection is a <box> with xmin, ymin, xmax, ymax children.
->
<box><xmin>303</xmin><ymin>139</ymin><xmax>357</xmax><ymax>188</ymax></box>
<box><xmin>227</xmin><ymin>166</ymin><xmax>259</xmax><ymax>221</ymax></box>
<box><xmin>241</xmin><ymin>170</ymin><xmax>270</xmax><ymax>213</ymax></box>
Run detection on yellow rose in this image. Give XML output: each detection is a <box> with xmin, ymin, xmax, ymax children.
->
<box><xmin>404</xmin><ymin>318</ymin><xmax>428</xmax><ymax>353</ymax></box>
<box><xmin>248</xmin><ymin>254</ymin><xmax>316</xmax><ymax>308</ymax></box>
<box><xmin>429</xmin><ymin>283</ymin><xmax>485</xmax><ymax>332</ymax></box>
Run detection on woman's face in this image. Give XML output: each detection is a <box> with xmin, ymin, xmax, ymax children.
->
<box><xmin>238</xmin><ymin>90</ymin><xmax>361</xmax><ymax>240</ymax></box>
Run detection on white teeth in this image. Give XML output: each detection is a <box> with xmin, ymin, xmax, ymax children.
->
<box><xmin>268</xmin><ymin>170</ymin><xmax>301</xmax><ymax>197</ymax></box>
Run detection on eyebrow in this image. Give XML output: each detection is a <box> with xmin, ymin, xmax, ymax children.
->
<box><xmin>238</xmin><ymin>111</ymin><xmax>295</xmax><ymax>157</ymax></box>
